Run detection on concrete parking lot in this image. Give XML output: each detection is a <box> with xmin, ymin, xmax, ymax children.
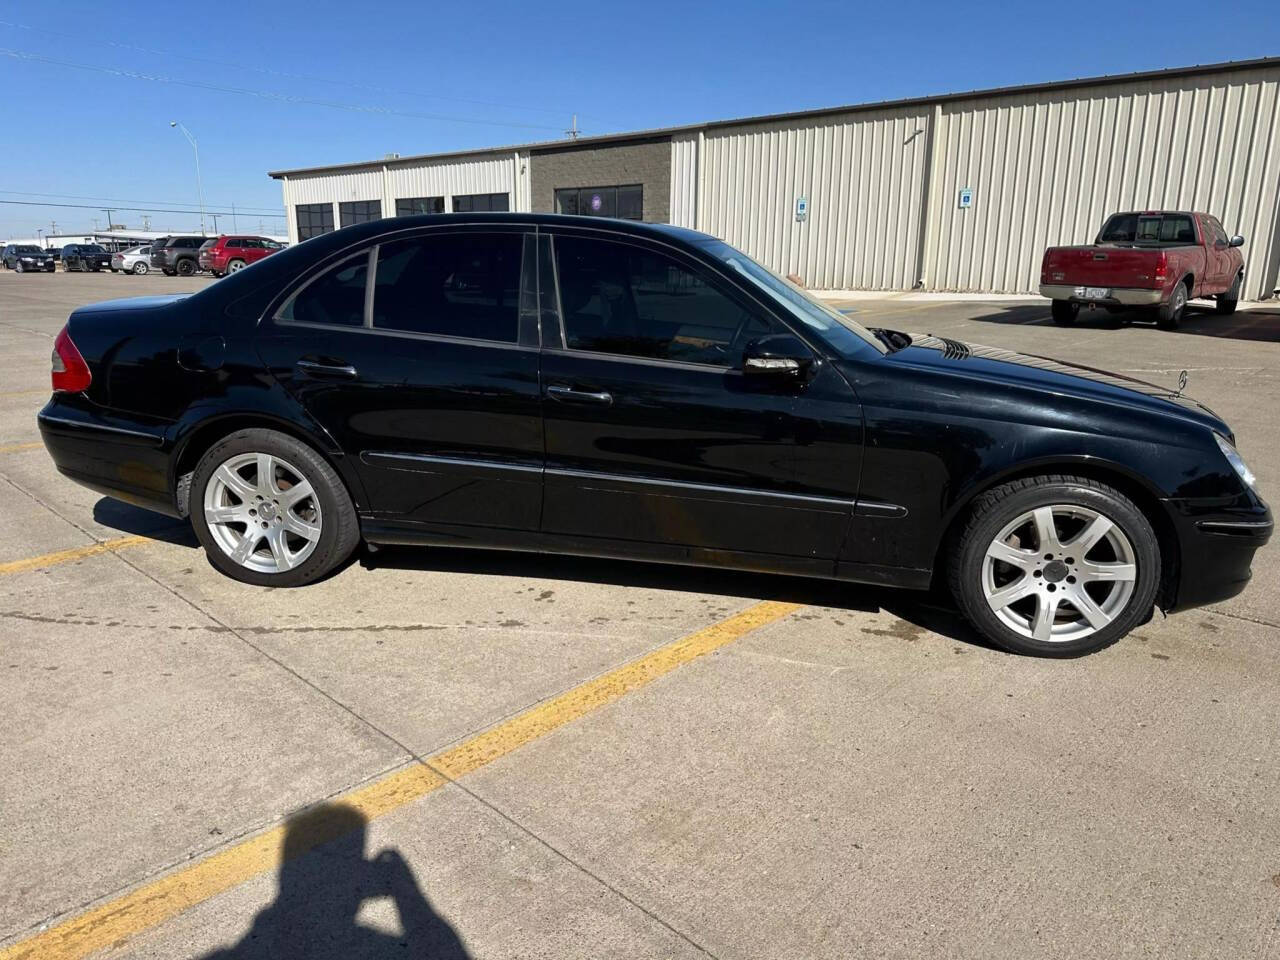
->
<box><xmin>2</xmin><ymin>271</ymin><xmax>1280</xmax><ymax>959</ymax></box>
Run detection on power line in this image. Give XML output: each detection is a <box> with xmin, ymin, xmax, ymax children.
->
<box><xmin>0</xmin><ymin>199</ymin><xmax>284</xmax><ymax>219</ymax></box>
<box><xmin>0</xmin><ymin>19</ymin><xmax>620</xmax><ymax>129</ymax></box>
<box><xmin>0</xmin><ymin>189</ymin><xmax>282</xmax><ymax>214</ymax></box>
<box><xmin>0</xmin><ymin>47</ymin><xmax>567</xmax><ymax>132</ymax></box>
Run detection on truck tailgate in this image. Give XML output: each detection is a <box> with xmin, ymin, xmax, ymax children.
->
<box><xmin>1042</xmin><ymin>245</ymin><xmax>1163</xmax><ymax>289</ymax></box>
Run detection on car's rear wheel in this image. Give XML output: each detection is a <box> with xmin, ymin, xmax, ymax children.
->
<box><xmin>1157</xmin><ymin>281</ymin><xmax>1189</xmax><ymax>329</ymax></box>
<box><xmin>176</xmin><ymin>258</ymin><xmax>196</xmax><ymax>277</ymax></box>
<box><xmin>950</xmin><ymin>476</ymin><xmax>1160</xmax><ymax>657</ymax></box>
<box><xmin>132</xmin><ymin>261</ymin><xmax>149</xmax><ymax>275</ymax></box>
<box><xmin>227</xmin><ymin>258</ymin><xmax>247</xmax><ymax>273</ymax></box>
<box><xmin>1050</xmin><ymin>300</ymin><xmax>1078</xmax><ymax>325</ymax></box>
<box><xmin>191</xmin><ymin>429</ymin><xmax>359</xmax><ymax>587</ymax></box>
<box><xmin>1216</xmin><ymin>271</ymin><xmax>1242</xmax><ymax>315</ymax></box>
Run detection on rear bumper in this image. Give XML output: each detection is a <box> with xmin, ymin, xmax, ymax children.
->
<box><xmin>1165</xmin><ymin>496</ymin><xmax>1272</xmax><ymax>611</ymax></box>
<box><xmin>37</xmin><ymin>398</ymin><xmax>179</xmax><ymax>518</ymax></box>
<box><xmin>1039</xmin><ymin>284</ymin><xmax>1164</xmax><ymax>306</ymax></box>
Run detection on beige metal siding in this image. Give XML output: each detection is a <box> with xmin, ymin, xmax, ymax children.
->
<box><xmin>696</xmin><ymin>106</ymin><xmax>932</xmax><ymax>290</ymax></box>
<box><xmin>385</xmin><ymin>153</ymin><xmax>523</xmax><ymax>213</ymax></box>
<box><xmin>670</xmin><ymin>133</ymin><xmax>698</xmax><ymax>228</ymax></box>
<box><xmin>924</xmin><ymin>66</ymin><xmax>1280</xmax><ymax>298</ymax></box>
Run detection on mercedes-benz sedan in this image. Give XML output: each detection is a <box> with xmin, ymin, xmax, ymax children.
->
<box><xmin>37</xmin><ymin>215</ymin><xmax>1271</xmax><ymax>656</ymax></box>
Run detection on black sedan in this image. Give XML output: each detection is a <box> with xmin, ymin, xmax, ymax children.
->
<box><xmin>37</xmin><ymin>214</ymin><xmax>1271</xmax><ymax>656</ymax></box>
<box><xmin>1</xmin><ymin>244</ymin><xmax>56</xmax><ymax>272</ymax></box>
<box><xmin>61</xmin><ymin>244</ymin><xmax>112</xmax><ymax>272</ymax></box>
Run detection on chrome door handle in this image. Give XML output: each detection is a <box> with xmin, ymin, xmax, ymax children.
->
<box><xmin>296</xmin><ymin>358</ymin><xmax>358</xmax><ymax>379</ymax></box>
<box><xmin>546</xmin><ymin>384</ymin><xmax>613</xmax><ymax>405</ymax></box>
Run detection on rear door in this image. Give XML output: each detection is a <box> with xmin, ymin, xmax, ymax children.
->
<box><xmin>539</xmin><ymin>227</ymin><xmax>862</xmax><ymax>561</ymax></box>
<box><xmin>254</xmin><ymin>224</ymin><xmax>544</xmax><ymax>531</ymax></box>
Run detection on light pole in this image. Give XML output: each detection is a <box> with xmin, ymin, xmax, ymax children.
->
<box><xmin>170</xmin><ymin>121</ymin><xmax>207</xmax><ymax>235</ymax></box>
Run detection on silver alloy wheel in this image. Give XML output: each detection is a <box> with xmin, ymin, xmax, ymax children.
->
<box><xmin>133</xmin><ymin>261</ymin><xmax>148</xmax><ymax>275</ymax></box>
<box><xmin>228</xmin><ymin>259</ymin><xmax>246</xmax><ymax>272</ymax></box>
<box><xmin>203</xmin><ymin>452</ymin><xmax>322</xmax><ymax>574</ymax></box>
<box><xmin>981</xmin><ymin>504</ymin><xmax>1137</xmax><ymax>643</ymax></box>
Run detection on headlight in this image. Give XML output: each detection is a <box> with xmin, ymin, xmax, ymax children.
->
<box><xmin>1215</xmin><ymin>433</ymin><xmax>1257</xmax><ymax>490</ymax></box>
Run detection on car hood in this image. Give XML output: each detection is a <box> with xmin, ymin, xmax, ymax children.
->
<box><xmin>884</xmin><ymin>332</ymin><xmax>1231</xmax><ymax>436</ymax></box>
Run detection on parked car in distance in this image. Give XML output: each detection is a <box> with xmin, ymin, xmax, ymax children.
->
<box><xmin>37</xmin><ymin>214</ymin><xmax>1271</xmax><ymax>658</ymax></box>
<box><xmin>1041</xmin><ymin>211</ymin><xmax>1245</xmax><ymax>329</ymax></box>
<box><xmin>1</xmin><ymin>244</ymin><xmax>56</xmax><ymax>272</ymax></box>
<box><xmin>61</xmin><ymin>244</ymin><xmax>112</xmax><ymax>272</ymax></box>
<box><xmin>149</xmin><ymin>235</ymin><xmax>206</xmax><ymax>276</ymax></box>
<box><xmin>198</xmin><ymin>235</ymin><xmax>283</xmax><ymax>277</ymax></box>
<box><xmin>110</xmin><ymin>246</ymin><xmax>152</xmax><ymax>275</ymax></box>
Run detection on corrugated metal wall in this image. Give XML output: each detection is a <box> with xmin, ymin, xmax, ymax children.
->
<box><xmin>280</xmin><ymin>152</ymin><xmax>530</xmax><ymax>244</ymax></box>
<box><xmin>688</xmin><ymin>106</ymin><xmax>932</xmax><ymax>290</ymax></box>
<box><xmin>669</xmin><ymin>133</ymin><xmax>699</xmax><ymax>229</ymax></box>
<box><xmin>924</xmin><ymin>66</ymin><xmax>1280</xmax><ymax>298</ymax></box>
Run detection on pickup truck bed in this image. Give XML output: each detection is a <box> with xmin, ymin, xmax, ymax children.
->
<box><xmin>1040</xmin><ymin>211</ymin><xmax>1244</xmax><ymax>329</ymax></box>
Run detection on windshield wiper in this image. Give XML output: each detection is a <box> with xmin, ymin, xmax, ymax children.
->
<box><xmin>869</xmin><ymin>327</ymin><xmax>912</xmax><ymax>353</ymax></box>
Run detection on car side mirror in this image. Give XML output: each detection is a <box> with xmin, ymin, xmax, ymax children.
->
<box><xmin>742</xmin><ymin>334</ymin><xmax>815</xmax><ymax>380</ymax></box>
<box><xmin>1229</xmin><ymin>234</ymin><xmax>1245</xmax><ymax>248</ymax></box>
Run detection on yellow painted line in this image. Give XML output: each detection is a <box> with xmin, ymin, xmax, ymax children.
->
<box><xmin>0</xmin><ymin>535</ymin><xmax>153</xmax><ymax>576</ymax></box>
<box><xmin>0</xmin><ymin>600</ymin><xmax>801</xmax><ymax>960</ymax></box>
<box><xmin>0</xmin><ymin>441</ymin><xmax>43</xmax><ymax>455</ymax></box>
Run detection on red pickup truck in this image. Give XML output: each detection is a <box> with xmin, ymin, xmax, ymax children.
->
<box><xmin>1040</xmin><ymin>211</ymin><xmax>1244</xmax><ymax>329</ymax></box>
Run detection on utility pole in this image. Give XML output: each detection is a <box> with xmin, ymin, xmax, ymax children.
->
<box><xmin>141</xmin><ymin>215</ymin><xmax>151</xmax><ymax>230</ymax></box>
<box><xmin>232</xmin><ymin>202</ymin><xmax>237</xmax><ymax>233</ymax></box>
<box><xmin>102</xmin><ymin>209</ymin><xmax>115</xmax><ymax>230</ymax></box>
<box><xmin>565</xmin><ymin>114</ymin><xmax>580</xmax><ymax>139</ymax></box>
<box><xmin>210</xmin><ymin>214</ymin><xmax>220</xmax><ymax>233</ymax></box>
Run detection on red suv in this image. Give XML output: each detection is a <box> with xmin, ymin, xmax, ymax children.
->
<box><xmin>198</xmin><ymin>235</ymin><xmax>283</xmax><ymax>277</ymax></box>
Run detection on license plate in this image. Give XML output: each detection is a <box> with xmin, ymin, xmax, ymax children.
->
<box><xmin>1074</xmin><ymin>286</ymin><xmax>1110</xmax><ymax>300</ymax></box>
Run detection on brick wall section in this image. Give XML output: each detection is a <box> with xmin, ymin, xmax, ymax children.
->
<box><xmin>530</xmin><ymin>137</ymin><xmax>671</xmax><ymax>223</ymax></box>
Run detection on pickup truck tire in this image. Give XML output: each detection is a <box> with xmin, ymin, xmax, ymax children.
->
<box><xmin>1216</xmin><ymin>272</ymin><xmax>1242</xmax><ymax>315</ymax></box>
<box><xmin>1050</xmin><ymin>300</ymin><xmax>1078</xmax><ymax>326</ymax></box>
<box><xmin>1156</xmin><ymin>281</ymin><xmax>1189</xmax><ymax>330</ymax></box>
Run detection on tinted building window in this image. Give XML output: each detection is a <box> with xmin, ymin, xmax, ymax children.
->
<box><xmin>396</xmin><ymin>197</ymin><xmax>445</xmax><ymax>216</ymax></box>
<box><xmin>296</xmin><ymin>203</ymin><xmax>334</xmax><ymax>241</ymax></box>
<box><xmin>452</xmin><ymin>193</ymin><xmax>509</xmax><ymax>213</ymax></box>
<box><xmin>555</xmin><ymin>185</ymin><xmax>643</xmax><ymax>221</ymax></box>
<box><xmin>279</xmin><ymin>256</ymin><xmax>368</xmax><ymax>327</ymax></box>
<box><xmin>553</xmin><ymin>235</ymin><xmax>775</xmax><ymax>365</ymax></box>
<box><xmin>339</xmin><ymin>200</ymin><xmax>382</xmax><ymax>228</ymax></box>
<box><xmin>373</xmin><ymin>233</ymin><xmax>522</xmax><ymax>342</ymax></box>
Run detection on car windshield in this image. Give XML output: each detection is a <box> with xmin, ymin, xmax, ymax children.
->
<box><xmin>693</xmin><ymin>238</ymin><xmax>887</xmax><ymax>356</ymax></box>
<box><xmin>13</xmin><ymin>246</ymin><xmax>41</xmax><ymax>254</ymax></box>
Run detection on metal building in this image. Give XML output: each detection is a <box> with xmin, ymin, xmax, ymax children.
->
<box><xmin>270</xmin><ymin>57</ymin><xmax>1280</xmax><ymax>300</ymax></box>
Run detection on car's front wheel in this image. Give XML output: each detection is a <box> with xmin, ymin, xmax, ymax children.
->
<box><xmin>950</xmin><ymin>476</ymin><xmax>1160</xmax><ymax>657</ymax></box>
<box><xmin>191</xmin><ymin>429</ymin><xmax>360</xmax><ymax>587</ymax></box>
<box><xmin>1216</xmin><ymin>271</ymin><xmax>1242</xmax><ymax>315</ymax></box>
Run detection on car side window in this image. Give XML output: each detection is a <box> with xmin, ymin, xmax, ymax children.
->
<box><xmin>372</xmin><ymin>233</ymin><xmax>522</xmax><ymax>343</ymax></box>
<box><xmin>553</xmin><ymin>235</ymin><xmax>778</xmax><ymax>366</ymax></box>
<box><xmin>278</xmin><ymin>255</ymin><xmax>369</xmax><ymax>327</ymax></box>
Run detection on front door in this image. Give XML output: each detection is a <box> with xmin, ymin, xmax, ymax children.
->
<box><xmin>539</xmin><ymin>229</ymin><xmax>863</xmax><ymax>561</ymax></box>
<box><xmin>255</xmin><ymin>226</ymin><xmax>544</xmax><ymax>532</ymax></box>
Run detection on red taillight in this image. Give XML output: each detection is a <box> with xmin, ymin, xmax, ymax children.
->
<box><xmin>51</xmin><ymin>326</ymin><xmax>92</xmax><ymax>393</ymax></box>
<box><xmin>1153</xmin><ymin>251</ymin><xmax>1168</xmax><ymax>283</ymax></box>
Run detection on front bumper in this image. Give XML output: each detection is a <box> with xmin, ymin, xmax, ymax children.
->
<box><xmin>1039</xmin><ymin>284</ymin><xmax>1165</xmax><ymax>307</ymax></box>
<box><xmin>17</xmin><ymin>260</ymin><xmax>55</xmax><ymax>270</ymax></box>
<box><xmin>1165</xmin><ymin>496</ymin><xmax>1273</xmax><ymax>611</ymax></box>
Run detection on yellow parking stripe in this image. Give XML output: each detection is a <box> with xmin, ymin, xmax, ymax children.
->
<box><xmin>0</xmin><ymin>600</ymin><xmax>801</xmax><ymax>960</ymax></box>
<box><xmin>0</xmin><ymin>441</ymin><xmax>43</xmax><ymax>455</ymax></box>
<box><xmin>0</xmin><ymin>535</ymin><xmax>153</xmax><ymax>576</ymax></box>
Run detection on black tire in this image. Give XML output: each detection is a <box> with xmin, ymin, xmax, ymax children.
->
<box><xmin>948</xmin><ymin>475</ymin><xmax>1160</xmax><ymax>658</ymax></box>
<box><xmin>1216</xmin><ymin>271</ymin><xmax>1242</xmax><ymax>315</ymax></box>
<box><xmin>190</xmin><ymin>429</ymin><xmax>360</xmax><ymax>587</ymax></box>
<box><xmin>14</xmin><ymin>261</ymin><xmax>24</xmax><ymax>274</ymax></box>
<box><xmin>132</xmin><ymin>261</ymin><xmax>149</xmax><ymax>275</ymax></box>
<box><xmin>176</xmin><ymin>258</ymin><xmax>196</xmax><ymax>277</ymax></box>
<box><xmin>1157</xmin><ymin>280</ymin><xmax>1189</xmax><ymax>329</ymax></box>
<box><xmin>163</xmin><ymin>268</ymin><xmax>176</xmax><ymax>276</ymax></box>
<box><xmin>1050</xmin><ymin>300</ymin><xmax>1078</xmax><ymax>326</ymax></box>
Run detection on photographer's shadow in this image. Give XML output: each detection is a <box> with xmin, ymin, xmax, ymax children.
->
<box><xmin>201</xmin><ymin>803</ymin><xmax>469</xmax><ymax>959</ymax></box>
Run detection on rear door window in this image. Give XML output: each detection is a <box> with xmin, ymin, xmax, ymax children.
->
<box><xmin>372</xmin><ymin>233</ymin><xmax>522</xmax><ymax>343</ymax></box>
<box><xmin>278</xmin><ymin>255</ymin><xmax>370</xmax><ymax>327</ymax></box>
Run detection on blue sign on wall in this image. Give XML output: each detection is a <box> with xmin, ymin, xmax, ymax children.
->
<box><xmin>958</xmin><ymin>188</ymin><xmax>973</xmax><ymax>209</ymax></box>
<box><xmin>796</xmin><ymin>196</ymin><xmax>808</xmax><ymax>222</ymax></box>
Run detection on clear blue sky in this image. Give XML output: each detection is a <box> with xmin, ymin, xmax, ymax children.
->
<box><xmin>2</xmin><ymin>0</ymin><xmax>1277</xmax><ymax>240</ymax></box>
